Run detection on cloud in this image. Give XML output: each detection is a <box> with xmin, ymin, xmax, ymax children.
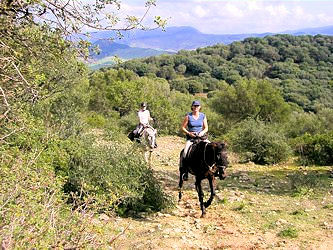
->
<box><xmin>224</xmin><ymin>3</ymin><xmax>244</xmax><ymax>18</ymax></box>
<box><xmin>117</xmin><ymin>0</ymin><xmax>333</xmax><ymax>34</ymax></box>
<box><xmin>192</xmin><ymin>5</ymin><xmax>207</xmax><ymax>18</ymax></box>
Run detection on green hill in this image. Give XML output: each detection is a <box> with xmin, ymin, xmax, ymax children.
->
<box><xmin>115</xmin><ymin>34</ymin><xmax>333</xmax><ymax>112</ymax></box>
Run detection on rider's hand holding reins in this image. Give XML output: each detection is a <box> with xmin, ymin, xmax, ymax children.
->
<box><xmin>188</xmin><ymin>132</ymin><xmax>197</xmax><ymax>138</ymax></box>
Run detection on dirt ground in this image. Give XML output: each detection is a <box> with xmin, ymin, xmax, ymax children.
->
<box><xmin>107</xmin><ymin>136</ymin><xmax>333</xmax><ymax>250</ymax></box>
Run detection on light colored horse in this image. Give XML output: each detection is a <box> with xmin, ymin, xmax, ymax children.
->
<box><xmin>141</xmin><ymin>125</ymin><xmax>157</xmax><ymax>165</ymax></box>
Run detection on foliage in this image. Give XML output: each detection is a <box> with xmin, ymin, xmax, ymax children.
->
<box><xmin>61</xmin><ymin>133</ymin><xmax>171</xmax><ymax>214</ymax></box>
<box><xmin>228</xmin><ymin>119</ymin><xmax>291</xmax><ymax>164</ymax></box>
<box><xmin>0</xmin><ymin>118</ymin><xmax>105</xmax><ymax>248</ymax></box>
<box><xmin>278</xmin><ymin>227</ymin><xmax>299</xmax><ymax>238</ymax></box>
<box><xmin>293</xmin><ymin>131</ymin><xmax>333</xmax><ymax>165</ymax></box>
<box><xmin>209</xmin><ymin>79</ymin><xmax>291</xmax><ymax>123</ymax></box>
<box><xmin>88</xmin><ymin>69</ymin><xmax>193</xmax><ymax>135</ymax></box>
<box><xmin>117</xmin><ymin>34</ymin><xmax>333</xmax><ymax>112</ymax></box>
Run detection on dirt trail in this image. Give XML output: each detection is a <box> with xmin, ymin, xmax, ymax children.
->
<box><xmin>110</xmin><ymin>136</ymin><xmax>332</xmax><ymax>250</ymax></box>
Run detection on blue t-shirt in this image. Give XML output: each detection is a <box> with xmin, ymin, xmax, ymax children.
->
<box><xmin>187</xmin><ymin>112</ymin><xmax>205</xmax><ymax>134</ymax></box>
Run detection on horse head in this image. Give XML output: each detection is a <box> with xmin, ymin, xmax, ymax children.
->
<box><xmin>211</xmin><ymin>142</ymin><xmax>228</xmax><ymax>180</ymax></box>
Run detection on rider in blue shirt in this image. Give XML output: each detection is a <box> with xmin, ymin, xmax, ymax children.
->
<box><xmin>180</xmin><ymin>100</ymin><xmax>209</xmax><ymax>180</ymax></box>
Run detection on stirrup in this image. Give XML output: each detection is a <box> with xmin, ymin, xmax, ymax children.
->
<box><xmin>183</xmin><ymin>172</ymin><xmax>188</xmax><ymax>181</ymax></box>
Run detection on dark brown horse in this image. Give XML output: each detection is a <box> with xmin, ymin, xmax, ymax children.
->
<box><xmin>179</xmin><ymin>139</ymin><xmax>228</xmax><ymax>217</ymax></box>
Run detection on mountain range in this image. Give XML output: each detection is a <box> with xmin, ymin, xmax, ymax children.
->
<box><xmin>88</xmin><ymin>25</ymin><xmax>333</xmax><ymax>69</ymax></box>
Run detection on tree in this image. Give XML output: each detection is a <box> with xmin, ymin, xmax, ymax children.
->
<box><xmin>0</xmin><ymin>0</ymin><xmax>166</xmax><ymax>140</ymax></box>
<box><xmin>210</xmin><ymin>79</ymin><xmax>291</xmax><ymax>123</ymax></box>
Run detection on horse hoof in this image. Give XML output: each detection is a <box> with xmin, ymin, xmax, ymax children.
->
<box><xmin>200</xmin><ymin>213</ymin><xmax>206</xmax><ymax>218</ymax></box>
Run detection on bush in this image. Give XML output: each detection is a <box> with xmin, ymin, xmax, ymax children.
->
<box><xmin>293</xmin><ymin>131</ymin><xmax>333</xmax><ymax>165</ymax></box>
<box><xmin>62</xmin><ymin>134</ymin><xmax>172</xmax><ymax>214</ymax></box>
<box><xmin>228</xmin><ymin>119</ymin><xmax>291</xmax><ymax>164</ymax></box>
<box><xmin>0</xmin><ymin>119</ymin><xmax>113</xmax><ymax>248</ymax></box>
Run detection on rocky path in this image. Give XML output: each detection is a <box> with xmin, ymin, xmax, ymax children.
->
<box><xmin>109</xmin><ymin>136</ymin><xmax>332</xmax><ymax>250</ymax></box>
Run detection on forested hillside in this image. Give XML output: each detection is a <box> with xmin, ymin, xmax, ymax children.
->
<box><xmin>117</xmin><ymin>35</ymin><xmax>333</xmax><ymax>112</ymax></box>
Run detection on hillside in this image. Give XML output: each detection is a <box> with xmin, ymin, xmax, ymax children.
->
<box><xmin>87</xmin><ymin>25</ymin><xmax>333</xmax><ymax>69</ymax></box>
<box><xmin>116</xmin><ymin>34</ymin><xmax>333</xmax><ymax>112</ymax></box>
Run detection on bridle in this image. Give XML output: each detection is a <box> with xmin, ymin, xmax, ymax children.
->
<box><xmin>203</xmin><ymin>142</ymin><xmax>225</xmax><ymax>173</ymax></box>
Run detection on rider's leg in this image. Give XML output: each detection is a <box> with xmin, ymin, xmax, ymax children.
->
<box><xmin>182</xmin><ymin>140</ymin><xmax>193</xmax><ymax>181</ymax></box>
<box><xmin>183</xmin><ymin>140</ymin><xmax>193</xmax><ymax>158</ymax></box>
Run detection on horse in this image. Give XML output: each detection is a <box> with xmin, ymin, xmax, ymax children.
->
<box><xmin>178</xmin><ymin>138</ymin><xmax>228</xmax><ymax>218</ymax></box>
<box><xmin>140</xmin><ymin>125</ymin><xmax>157</xmax><ymax>165</ymax></box>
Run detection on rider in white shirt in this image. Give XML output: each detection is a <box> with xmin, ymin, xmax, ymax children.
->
<box><xmin>134</xmin><ymin>102</ymin><xmax>153</xmax><ymax>138</ymax></box>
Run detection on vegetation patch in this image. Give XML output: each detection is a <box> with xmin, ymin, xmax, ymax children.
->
<box><xmin>278</xmin><ymin>226</ymin><xmax>299</xmax><ymax>238</ymax></box>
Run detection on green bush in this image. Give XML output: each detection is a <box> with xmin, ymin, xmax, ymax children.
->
<box><xmin>293</xmin><ymin>131</ymin><xmax>333</xmax><ymax>165</ymax></box>
<box><xmin>278</xmin><ymin>226</ymin><xmax>299</xmax><ymax>238</ymax></box>
<box><xmin>62</xmin><ymin>134</ymin><xmax>172</xmax><ymax>214</ymax></box>
<box><xmin>85</xmin><ymin>112</ymin><xmax>108</xmax><ymax>128</ymax></box>
<box><xmin>228</xmin><ymin>119</ymin><xmax>291</xmax><ymax>164</ymax></box>
<box><xmin>0</xmin><ymin>120</ymin><xmax>114</xmax><ymax>248</ymax></box>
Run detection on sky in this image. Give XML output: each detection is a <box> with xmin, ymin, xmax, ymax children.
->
<box><xmin>117</xmin><ymin>0</ymin><xmax>333</xmax><ymax>34</ymax></box>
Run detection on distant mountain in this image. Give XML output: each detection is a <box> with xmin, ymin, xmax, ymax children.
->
<box><xmin>87</xmin><ymin>25</ymin><xmax>333</xmax><ymax>52</ymax></box>
<box><xmin>91</xmin><ymin>40</ymin><xmax>173</xmax><ymax>60</ymax></box>
<box><xmin>88</xmin><ymin>40</ymin><xmax>174</xmax><ymax>70</ymax></box>
<box><xmin>89</xmin><ymin>26</ymin><xmax>270</xmax><ymax>51</ymax></box>
<box><xmin>283</xmin><ymin>25</ymin><xmax>333</xmax><ymax>36</ymax></box>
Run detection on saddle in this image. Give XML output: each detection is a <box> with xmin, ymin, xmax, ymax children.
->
<box><xmin>185</xmin><ymin>134</ymin><xmax>208</xmax><ymax>159</ymax></box>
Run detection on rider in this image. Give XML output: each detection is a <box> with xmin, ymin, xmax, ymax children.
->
<box><xmin>133</xmin><ymin>102</ymin><xmax>153</xmax><ymax>139</ymax></box>
<box><xmin>180</xmin><ymin>100</ymin><xmax>209</xmax><ymax>180</ymax></box>
<box><xmin>132</xmin><ymin>102</ymin><xmax>157</xmax><ymax>148</ymax></box>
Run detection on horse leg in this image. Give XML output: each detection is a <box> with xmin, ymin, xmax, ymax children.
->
<box><xmin>178</xmin><ymin>154</ymin><xmax>184</xmax><ymax>201</ymax></box>
<box><xmin>204</xmin><ymin>176</ymin><xmax>215</xmax><ymax>208</ymax></box>
<box><xmin>195</xmin><ymin>178</ymin><xmax>205</xmax><ymax>218</ymax></box>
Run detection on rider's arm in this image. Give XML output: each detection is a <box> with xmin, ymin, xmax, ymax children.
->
<box><xmin>198</xmin><ymin>116</ymin><xmax>208</xmax><ymax>137</ymax></box>
<box><xmin>202</xmin><ymin>116</ymin><xmax>208</xmax><ymax>134</ymax></box>
<box><xmin>181</xmin><ymin>115</ymin><xmax>195</xmax><ymax>137</ymax></box>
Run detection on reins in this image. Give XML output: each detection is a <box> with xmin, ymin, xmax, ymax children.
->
<box><xmin>203</xmin><ymin>142</ymin><xmax>216</xmax><ymax>171</ymax></box>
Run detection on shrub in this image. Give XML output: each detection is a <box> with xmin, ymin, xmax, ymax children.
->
<box><xmin>278</xmin><ymin>226</ymin><xmax>299</xmax><ymax>238</ymax></box>
<box><xmin>228</xmin><ymin>119</ymin><xmax>291</xmax><ymax>164</ymax></box>
<box><xmin>85</xmin><ymin>112</ymin><xmax>108</xmax><ymax>128</ymax></box>
<box><xmin>0</xmin><ymin>120</ymin><xmax>114</xmax><ymax>248</ymax></box>
<box><xmin>63</xmin><ymin>134</ymin><xmax>172</xmax><ymax>214</ymax></box>
<box><xmin>293</xmin><ymin>131</ymin><xmax>333</xmax><ymax>165</ymax></box>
